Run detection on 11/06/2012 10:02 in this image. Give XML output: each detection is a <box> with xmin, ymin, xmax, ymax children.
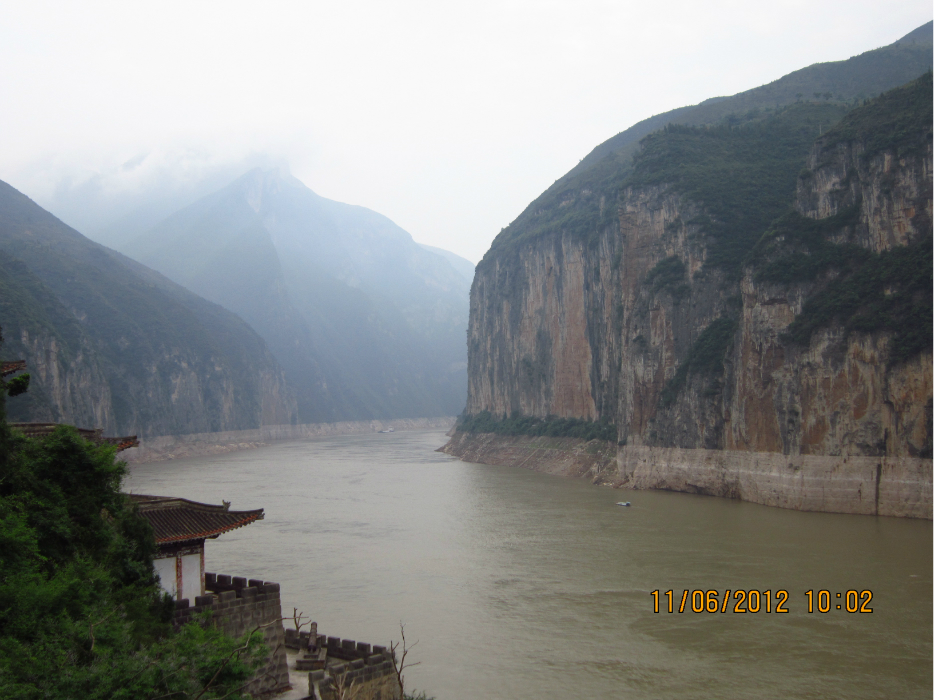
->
<box><xmin>651</xmin><ymin>589</ymin><xmax>874</xmax><ymax>614</ymax></box>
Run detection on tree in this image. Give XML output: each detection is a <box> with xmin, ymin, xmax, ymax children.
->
<box><xmin>0</xmin><ymin>327</ymin><xmax>266</xmax><ymax>699</ymax></box>
<box><xmin>389</xmin><ymin>623</ymin><xmax>438</xmax><ymax>700</ymax></box>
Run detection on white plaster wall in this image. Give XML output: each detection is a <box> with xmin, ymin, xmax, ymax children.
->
<box><xmin>180</xmin><ymin>554</ymin><xmax>201</xmax><ymax>602</ymax></box>
<box><xmin>154</xmin><ymin>557</ymin><xmax>177</xmax><ymax>597</ymax></box>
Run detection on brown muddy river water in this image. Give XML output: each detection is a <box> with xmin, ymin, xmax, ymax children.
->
<box><xmin>126</xmin><ymin>429</ymin><xmax>932</xmax><ymax>700</ymax></box>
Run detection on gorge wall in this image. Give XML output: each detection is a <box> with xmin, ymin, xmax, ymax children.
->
<box><xmin>452</xmin><ymin>79</ymin><xmax>932</xmax><ymax>518</ymax></box>
<box><xmin>0</xmin><ymin>181</ymin><xmax>297</xmax><ymax>438</ymax></box>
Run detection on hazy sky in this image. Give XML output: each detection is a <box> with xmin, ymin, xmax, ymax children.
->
<box><xmin>1</xmin><ymin>1</ymin><xmax>930</xmax><ymax>262</ymax></box>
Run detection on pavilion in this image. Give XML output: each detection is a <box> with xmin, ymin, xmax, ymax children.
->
<box><xmin>131</xmin><ymin>495</ymin><xmax>264</xmax><ymax>601</ymax></box>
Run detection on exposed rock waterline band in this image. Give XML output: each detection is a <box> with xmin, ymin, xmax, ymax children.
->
<box><xmin>441</xmin><ymin>432</ymin><xmax>932</xmax><ymax>519</ymax></box>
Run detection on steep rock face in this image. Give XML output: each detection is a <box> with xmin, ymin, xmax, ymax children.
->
<box><xmin>15</xmin><ymin>327</ymin><xmax>114</xmax><ymax>430</ymax></box>
<box><xmin>797</xmin><ymin>140</ymin><xmax>931</xmax><ymax>252</ymax></box>
<box><xmin>728</xmin><ymin>309</ymin><xmax>932</xmax><ymax>458</ymax></box>
<box><xmin>458</xmin><ymin>90</ymin><xmax>932</xmax><ymax>516</ymax></box>
<box><xmin>0</xmin><ymin>249</ymin><xmax>116</xmax><ymax>430</ymax></box>
<box><xmin>613</xmin><ymin>188</ymin><xmax>731</xmax><ymax>450</ymax></box>
<box><xmin>726</xmin><ymin>136</ymin><xmax>932</xmax><ymax>459</ymax></box>
<box><xmin>466</xmin><ymin>234</ymin><xmax>601</xmax><ymax>421</ymax></box>
<box><xmin>0</xmin><ymin>182</ymin><xmax>298</xmax><ymax>438</ymax></box>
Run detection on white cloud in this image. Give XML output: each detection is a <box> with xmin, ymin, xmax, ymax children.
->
<box><xmin>0</xmin><ymin>0</ymin><xmax>929</xmax><ymax>261</ymax></box>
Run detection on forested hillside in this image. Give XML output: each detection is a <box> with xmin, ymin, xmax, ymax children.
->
<box><xmin>123</xmin><ymin>168</ymin><xmax>470</xmax><ymax>422</ymax></box>
<box><xmin>0</xmin><ymin>181</ymin><xmax>296</xmax><ymax>438</ymax></box>
<box><xmin>485</xmin><ymin>22</ymin><xmax>932</xmax><ymax>257</ymax></box>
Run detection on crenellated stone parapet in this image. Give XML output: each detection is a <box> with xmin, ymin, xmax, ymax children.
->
<box><xmin>172</xmin><ymin>572</ymin><xmax>403</xmax><ymax>699</ymax></box>
<box><xmin>283</xmin><ymin>629</ymin><xmax>400</xmax><ymax>700</ymax></box>
<box><xmin>173</xmin><ymin>572</ymin><xmax>289</xmax><ymax>697</ymax></box>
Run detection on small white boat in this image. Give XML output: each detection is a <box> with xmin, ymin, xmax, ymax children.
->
<box><xmin>378</xmin><ymin>427</ymin><xmax>395</xmax><ymax>433</ymax></box>
<box><xmin>616</xmin><ymin>501</ymin><xmax>631</xmax><ymax>507</ymax></box>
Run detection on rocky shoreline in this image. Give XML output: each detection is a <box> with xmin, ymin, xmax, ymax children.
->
<box><xmin>441</xmin><ymin>431</ymin><xmax>932</xmax><ymax>519</ymax></box>
<box><xmin>124</xmin><ymin>417</ymin><xmax>456</xmax><ymax>463</ymax></box>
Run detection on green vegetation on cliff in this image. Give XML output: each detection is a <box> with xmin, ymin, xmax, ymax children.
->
<box><xmin>748</xmin><ymin>207</ymin><xmax>863</xmax><ymax>284</ymax></box>
<box><xmin>819</xmin><ymin>70</ymin><xmax>933</xmax><ymax>160</ymax></box>
<box><xmin>482</xmin><ymin>23</ymin><xmax>932</xmax><ymax>261</ymax></box>
<box><xmin>660</xmin><ymin>316</ymin><xmax>739</xmax><ymax>407</ymax></box>
<box><xmin>748</xmin><ymin>74</ymin><xmax>933</xmax><ymax>365</ymax></box>
<box><xmin>645</xmin><ymin>256</ymin><xmax>689</xmax><ymax>299</ymax></box>
<box><xmin>629</xmin><ymin>102</ymin><xmax>849</xmax><ymax>277</ymax></box>
<box><xmin>785</xmin><ymin>236</ymin><xmax>932</xmax><ymax>364</ymax></box>
<box><xmin>0</xmin><ymin>358</ymin><xmax>265</xmax><ymax>698</ymax></box>
<box><xmin>458</xmin><ymin>411</ymin><xmax>617</xmax><ymax>443</ymax></box>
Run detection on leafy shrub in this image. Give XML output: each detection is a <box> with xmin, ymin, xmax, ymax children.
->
<box><xmin>0</xmin><ymin>361</ymin><xmax>266</xmax><ymax>699</ymax></box>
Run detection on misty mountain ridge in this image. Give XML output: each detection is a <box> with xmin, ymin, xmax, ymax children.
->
<box><xmin>0</xmin><ymin>179</ymin><xmax>297</xmax><ymax>438</ymax></box>
<box><xmin>122</xmin><ymin>167</ymin><xmax>470</xmax><ymax>422</ymax></box>
<box><xmin>35</xmin><ymin>152</ymin><xmax>291</xmax><ymax>250</ymax></box>
<box><xmin>417</xmin><ymin>243</ymin><xmax>475</xmax><ymax>285</ymax></box>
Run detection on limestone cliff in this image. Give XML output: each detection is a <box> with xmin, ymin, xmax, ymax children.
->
<box><xmin>453</xmin><ymin>77</ymin><xmax>932</xmax><ymax>517</ymax></box>
<box><xmin>0</xmin><ymin>181</ymin><xmax>298</xmax><ymax>438</ymax></box>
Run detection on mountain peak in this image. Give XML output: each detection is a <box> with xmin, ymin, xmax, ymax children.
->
<box><xmin>236</xmin><ymin>165</ymin><xmax>305</xmax><ymax>212</ymax></box>
<box><xmin>897</xmin><ymin>21</ymin><xmax>933</xmax><ymax>46</ymax></box>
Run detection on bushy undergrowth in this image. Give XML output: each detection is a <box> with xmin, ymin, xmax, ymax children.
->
<box><xmin>628</xmin><ymin>102</ymin><xmax>850</xmax><ymax>278</ymax></box>
<box><xmin>645</xmin><ymin>256</ymin><xmax>689</xmax><ymax>299</ymax></box>
<box><xmin>458</xmin><ymin>411</ymin><xmax>618</xmax><ymax>443</ymax></box>
<box><xmin>784</xmin><ymin>236</ymin><xmax>932</xmax><ymax>364</ymax></box>
<box><xmin>747</xmin><ymin>212</ymin><xmax>931</xmax><ymax>366</ymax></box>
<box><xmin>747</xmin><ymin>207</ymin><xmax>864</xmax><ymax>284</ymax></box>
<box><xmin>0</xmin><ymin>339</ymin><xmax>266</xmax><ymax>699</ymax></box>
<box><xmin>819</xmin><ymin>72</ymin><xmax>932</xmax><ymax>162</ymax></box>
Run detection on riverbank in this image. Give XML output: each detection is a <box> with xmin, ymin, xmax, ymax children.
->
<box><xmin>123</xmin><ymin>417</ymin><xmax>456</xmax><ymax>463</ymax></box>
<box><xmin>438</xmin><ymin>431</ymin><xmax>619</xmax><ymax>484</ymax></box>
<box><xmin>440</xmin><ymin>432</ymin><xmax>933</xmax><ymax>519</ymax></box>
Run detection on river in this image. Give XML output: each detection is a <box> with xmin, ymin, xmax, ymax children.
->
<box><xmin>126</xmin><ymin>429</ymin><xmax>932</xmax><ymax>700</ymax></box>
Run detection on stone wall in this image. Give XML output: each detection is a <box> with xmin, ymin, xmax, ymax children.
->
<box><xmin>123</xmin><ymin>417</ymin><xmax>457</xmax><ymax>463</ymax></box>
<box><xmin>283</xmin><ymin>630</ymin><xmax>400</xmax><ymax>700</ymax></box>
<box><xmin>172</xmin><ymin>572</ymin><xmax>289</xmax><ymax>697</ymax></box>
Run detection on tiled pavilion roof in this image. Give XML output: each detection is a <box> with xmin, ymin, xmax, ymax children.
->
<box><xmin>130</xmin><ymin>495</ymin><xmax>264</xmax><ymax>545</ymax></box>
<box><xmin>1</xmin><ymin>360</ymin><xmax>26</xmax><ymax>377</ymax></box>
